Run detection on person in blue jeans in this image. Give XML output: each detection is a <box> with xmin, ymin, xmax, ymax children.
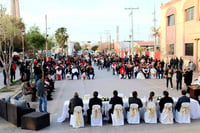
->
<box><xmin>36</xmin><ymin>75</ymin><xmax>47</xmax><ymax>112</ymax></box>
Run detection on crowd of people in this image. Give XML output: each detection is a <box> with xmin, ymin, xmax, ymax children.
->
<box><xmin>68</xmin><ymin>89</ymin><xmax>190</xmax><ymax>124</ymax></box>
<box><xmin>94</xmin><ymin>54</ymin><xmax>194</xmax><ymax>92</ymax></box>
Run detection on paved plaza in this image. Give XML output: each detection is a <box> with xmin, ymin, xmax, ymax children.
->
<box><xmin>0</xmin><ymin>65</ymin><xmax>200</xmax><ymax>133</ymax></box>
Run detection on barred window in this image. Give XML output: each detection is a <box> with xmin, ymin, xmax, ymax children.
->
<box><xmin>167</xmin><ymin>14</ymin><xmax>175</xmax><ymax>26</ymax></box>
<box><xmin>185</xmin><ymin>43</ymin><xmax>193</xmax><ymax>56</ymax></box>
<box><xmin>185</xmin><ymin>7</ymin><xmax>194</xmax><ymax>21</ymax></box>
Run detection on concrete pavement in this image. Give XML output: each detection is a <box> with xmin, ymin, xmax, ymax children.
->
<box><xmin>0</xmin><ymin>65</ymin><xmax>200</xmax><ymax>133</ymax></box>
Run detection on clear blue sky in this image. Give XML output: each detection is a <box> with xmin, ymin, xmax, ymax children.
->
<box><xmin>0</xmin><ymin>0</ymin><xmax>170</xmax><ymax>42</ymax></box>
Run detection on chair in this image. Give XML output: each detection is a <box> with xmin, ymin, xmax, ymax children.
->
<box><xmin>175</xmin><ymin>102</ymin><xmax>191</xmax><ymax>123</ymax></box>
<box><xmin>144</xmin><ymin>102</ymin><xmax>157</xmax><ymax>123</ymax></box>
<box><xmin>160</xmin><ymin>103</ymin><xmax>173</xmax><ymax>124</ymax></box>
<box><xmin>111</xmin><ymin>104</ymin><xmax>124</xmax><ymax>126</ymax></box>
<box><xmin>70</xmin><ymin>106</ymin><xmax>84</xmax><ymax>128</ymax></box>
<box><xmin>127</xmin><ymin>104</ymin><xmax>140</xmax><ymax>124</ymax></box>
<box><xmin>91</xmin><ymin>105</ymin><xmax>102</xmax><ymax>126</ymax></box>
<box><xmin>66</xmin><ymin>73</ymin><xmax>71</xmax><ymax>80</ymax></box>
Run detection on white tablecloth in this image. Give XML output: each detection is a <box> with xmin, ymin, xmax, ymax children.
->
<box><xmin>57</xmin><ymin>98</ymin><xmax>200</xmax><ymax>122</ymax></box>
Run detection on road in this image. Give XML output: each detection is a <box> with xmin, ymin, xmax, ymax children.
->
<box><xmin>0</xmin><ymin>65</ymin><xmax>200</xmax><ymax>133</ymax></box>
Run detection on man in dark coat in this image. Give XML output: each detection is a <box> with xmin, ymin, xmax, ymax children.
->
<box><xmin>127</xmin><ymin>91</ymin><xmax>143</xmax><ymax>111</ymax></box>
<box><xmin>87</xmin><ymin>91</ymin><xmax>102</xmax><ymax>124</ymax></box>
<box><xmin>108</xmin><ymin>90</ymin><xmax>123</xmax><ymax>123</ymax></box>
<box><xmin>175</xmin><ymin>67</ymin><xmax>183</xmax><ymax>90</ymax></box>
<box><xmin>68</xmin><ymin>92</ymin><xmax>83</xmax><ymax>115</ymax></box>
<box><xmin>184</xmin><ymin>68</ymin><xmax>193</xmax><ymax>93</ymax></box>
<box><xmin>159</xmin><ymin>91</ymin><xmax>174</xmax><ymax>113</ymax></box>
<box><xmin>175</xmin><ymin>90</ymin><xmax>190</xmax><ymax>112</ymax></box>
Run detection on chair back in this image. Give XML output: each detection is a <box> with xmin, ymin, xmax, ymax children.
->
<box><xmin>92</xmin><ymin>105</ymin><xmax>101</xmax><ymax>119</ymax></box>
<box><xmin>181</xmin><ymin>102</ymin><xmax>190</xmax><ymax>115</ymax></box>
<box><xmin>147</xmin><ymin>102</ymin><xmax>156</xmax><ymax>119</ymax></box>
<box><xmin>129</xmin><ymin>104</ymin><xmax>138</xmax><ymax>117</ymax></box>
<box><xmin>114</xmin><ymin>104</ymin><xmax>123</xmax><ymax>120</ymax></box>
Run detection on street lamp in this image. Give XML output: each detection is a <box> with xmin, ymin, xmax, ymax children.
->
<box><xmin>21</xmin><ymin>28</ymin><xmax>25</xmax><ymax>62</ymax></box>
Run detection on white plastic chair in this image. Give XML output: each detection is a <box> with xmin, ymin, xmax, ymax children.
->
<box><xmin>111</xmin><ymin>104</ymin><xmax>124</xmax><ymax>126</ymax></box>
<box><xmin>127</xmin><ymin>104</ymin><xmax>140</xmax><ymax>124</ymax></box>
<box><xmin>70</xmin><ymin>106</ymin><xmax>84</xmax><ymax>128</ymax></box>
<box><xmin>175</xmin><ymin>102</ymin><xmax>191</xmax><ymax>123</ymax></box>
<box><xmin>144</xmin><ymin>102</ymin><xmax>157</xmax><ymax>123</ymax></box>
<box><xmin>160</xmin><ymin>103</ymin><xmax>173</xmax><ymax>124</ymax></box>
<box><xmin>66</xmin><ymin>73</ymin><xmax>71</xmax><ymax>80</ymax></box>
<box><xmin>91</xmin><ymin>105</ymin><xmax>102</xmax><ymax>126</ymax></box>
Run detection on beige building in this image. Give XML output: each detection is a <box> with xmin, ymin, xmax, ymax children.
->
<box><xmin>11</xmin><ymin>0</ymin><xmax>20</xmax><ymax>19</ymax></box>
<box><xmin>160</xmin><ymin>0</ymin><xmax>200</xmax><ymax>70</ymax></box>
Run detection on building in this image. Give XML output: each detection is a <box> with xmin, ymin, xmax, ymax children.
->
<box><xmin>10</xmin><ymin>0</ymin><xmax>20</xmax><ymax>19</ymax></box>
<box><xmin>160</xmin><ymin>0</ymin><xmax>200</xmax><ymax>70</ymax></box>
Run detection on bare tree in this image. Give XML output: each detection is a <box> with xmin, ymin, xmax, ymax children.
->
<box><xmin>0</xmin><ymin>10</ymin><xmax>20</xmax><ymax>89</ymax></box>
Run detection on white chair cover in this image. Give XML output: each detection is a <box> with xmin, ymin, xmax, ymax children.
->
<box><xmin>66</xmin><ymin>73</ymin><xmax>71</xmax><ymax>80</ymax></box>
<box><xmin>175</xmin><ymin>102</ymin><xmax>191</xmax><ymax>123</ymax></box>
<box><xmin>70</xmin><ymin>106</ymin><xmax>84</xmax><ymax>128</ymax></box>
<box><xmin>111</xmin><ymin>104</ymin><xmax>124</xmax><ymax>126</ymax></box>
<box><xmin>127</xmin><ymin>104</ymin><xmax>140</xmax><ymax>124</ymax></box>
<box><xmin>91</xmin><ymin>105</ymin><xmax>102</xmax><ymax>126</ymax></box>
<box><xmin>144</xmin><ymin>102</ymin><xmax>157</xmax><ymax>123</ymax></box>
<box><xmin>81</xmin><ymin>72</ymin><xmax>86</xmax><ymax>80</ymax></box>
<box><xmin>160</xmin><ymin>103</ymin><xmax>173</xmax><ymax>124</ymax></box>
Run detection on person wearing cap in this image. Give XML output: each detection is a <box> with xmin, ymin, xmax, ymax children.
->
<box><xmin>68</xmin><ymin>92</ymin><xmax>83</xmax><ymax>116</ymax></box>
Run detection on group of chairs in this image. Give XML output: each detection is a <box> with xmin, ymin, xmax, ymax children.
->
<box><xmin>69</xmin><ymin>102</ymin><xmax>191</xmax><ymax>128</ymax></box>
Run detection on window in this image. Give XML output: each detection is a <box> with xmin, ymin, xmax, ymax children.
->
<box><xmin>185</xmin><ymin>7</ymin><xmax>194</xmax><ymax>21</ymax></box>
<box><xmin>168</xmin><ymin>44</ymin><xmax>174</xmax><ymax>55</ymax></box>
<box><xmin>167</xmin><ymin>14</ymin><xmax>175</xmax><ymax>26</ymax></box>
<box><xmin>185</xmin><ymin>43</ymin><xmax>193</xmax><ymax>56</ymax></box>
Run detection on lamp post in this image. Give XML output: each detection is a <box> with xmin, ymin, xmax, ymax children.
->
<box><xmin>21</xmin><ymin>28</ymin><xmax>25</xmax><ymax>62</ymax></box>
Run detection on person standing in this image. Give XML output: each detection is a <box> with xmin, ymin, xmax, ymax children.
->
<box><xmin>175</xmin><ymin>67</ymin><xmax>183</xmax><ymax>90</ymax></box>
<box><xmin>36</xmin><ymin>75</ymin><xmax>47</xmax><ymax>112</ymax></box>
<box><xmin>184</xmin><ymin>68</ymin><xmax>193</xmax><ymax>93</ymax></box>
<box><xmin>165</xmin><ymin>65</ymin><xmax>173</xmax><ymax>89</ymax></box>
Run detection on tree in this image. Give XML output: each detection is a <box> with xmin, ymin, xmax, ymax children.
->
<box><xmin>91</xmin><ymin>45</ymin><xmax>99</xmax><ymax>52</ymax></box>
<box><xmin>47</xmin><ymin>36</ymin><xmax>55</xmax><ymax>50</ymax></box>
<box><xmin>74</xmin><ymin>42</ymin><xmax>81</xmax><ymax>51</ymax></box>
<box><xmin>0</xmin><ymin>11</ymin><xmax>21</xmax><ymax>88</ymax></box>
<box><xmin>26</xmin><ymin>25</ymin><xmax>46</xmax><ymax>50</ymax></box>
<box><xmin>55</xmin><ymin>27</ymin><xmax>69</xmax><ymax>55</ymax></box>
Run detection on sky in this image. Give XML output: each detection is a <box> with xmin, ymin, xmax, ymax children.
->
<box><xmin>0</xmin><ymin>0</ymin><xmax>170</xmax><ymax>42</ymax></box>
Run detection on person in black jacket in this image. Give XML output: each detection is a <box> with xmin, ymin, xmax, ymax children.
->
<box><xmin>87</xmin><ymin>91</ymin><xmax>102</xmax><ymax>124</ymax></box>
<box><xmin>175</xmin><ymin>90</ymin><xmax>190</xmax><ymax>112</ymax></box>
<box><xmin>175</xmin><ymin>67</ymin><xmax>183</xmax><ymax>90</ymax></box>
<box><xmin>68</xmin><ymin>92</ymin><xmax>83</xmax><ymax>116</ymax></box>
<box><xmin>108</xmin><ymin>90</ymin><xmax>123</xmax><ymax>123</ymax></box>
<box><xmin>159</xmin><ymin>91</ymin><xmax>174</xmax><ymax>113</ymax></box>
<box><xmin>128</xmin><ymin>91</ymin><xmax>143</xmax><ymax>110</ymax></box>
<box><xmin>184</xmin><ymin>68</ymin><xmax>193</xmax><ymax>93</ymax></box>
<box><xmin>165</xmin><ymin>65</ymin><xmax>174</xmax><ymax>89</ymax></box>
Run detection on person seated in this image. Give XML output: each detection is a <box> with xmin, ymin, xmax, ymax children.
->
<box><xmin>175</xmin><ymin>90</ymin><xmax>190</xmax><ymax>112</ymax></box>
<box><xmin>71</xmin><ymin>66</ymin><xmax>79</xmax><ymax>80</ymax></box>
<box><xmin>159</xmin><ymin>91</ymin><xmax>174</xmax><ymax>113</ymax></box>
<box><xmin>127</xmin><ymin>91</ymin><xmax>143</xmax><ymax>111</ymax></box>
<box><xmin>108</xmin><ymin>90</ymin><xmax>123</xmax><ymax>123</ymax></box>
<box><xmin>87</xmin><ymin>65</ymin><xmax>95</xmax><ymax>79</ymax></box>
<box><xmin>87</xmin><ymin>91</ymin><xmax>102</xmax><ymax>124</ymax></box>
<box><xmin>156</xmin><ymin>64</ymin><xmax>164</xmax><ymax>79</ymax></box>
<box><xmin>119</xmin><ymin>66</ymin><xmax>126</xmax><ymax>79</ymax></box>
<box><xmin>68</xmin><ymin>92</ymin><xmax>83</xmax><ymax>117</ymax></box>
<box><xmin>142</xmin><ymin>66</ymin><xmax>150</xmax><ymax>79</ymax></box>
<box><xmin>22</xmin><ymin>80</ymin><xmax>32</xmax><ymax>102</ymax></box>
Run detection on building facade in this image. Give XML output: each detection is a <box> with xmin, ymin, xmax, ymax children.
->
<box><xmin>160</xmin><ymin>0</ymin><xmax>200</xmax><ymax>70</ymax></box>
<box><xmin>10</xmin><ymin>0</ymin><xmax>20</xmax><ymax>19</ymax></box>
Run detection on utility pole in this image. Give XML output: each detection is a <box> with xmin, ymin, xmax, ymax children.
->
<box><xmin>45</xmin><ymin>14</ymin><xmax>48</xmax><ymax>61</ymax></box>
<box><xmin>153</xmin><ymin>1</ymin><xmax>157</xmax><ymax>52</ymax></box>
<box><xmin>125</xmin><ymin>7</ymin><xmax>139</xmax><ymax>56</ymax></box>
<box><xmin>104</xmin><ymin>30</ymin><xmax>110</xmax><ymax>52</ymax></box>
